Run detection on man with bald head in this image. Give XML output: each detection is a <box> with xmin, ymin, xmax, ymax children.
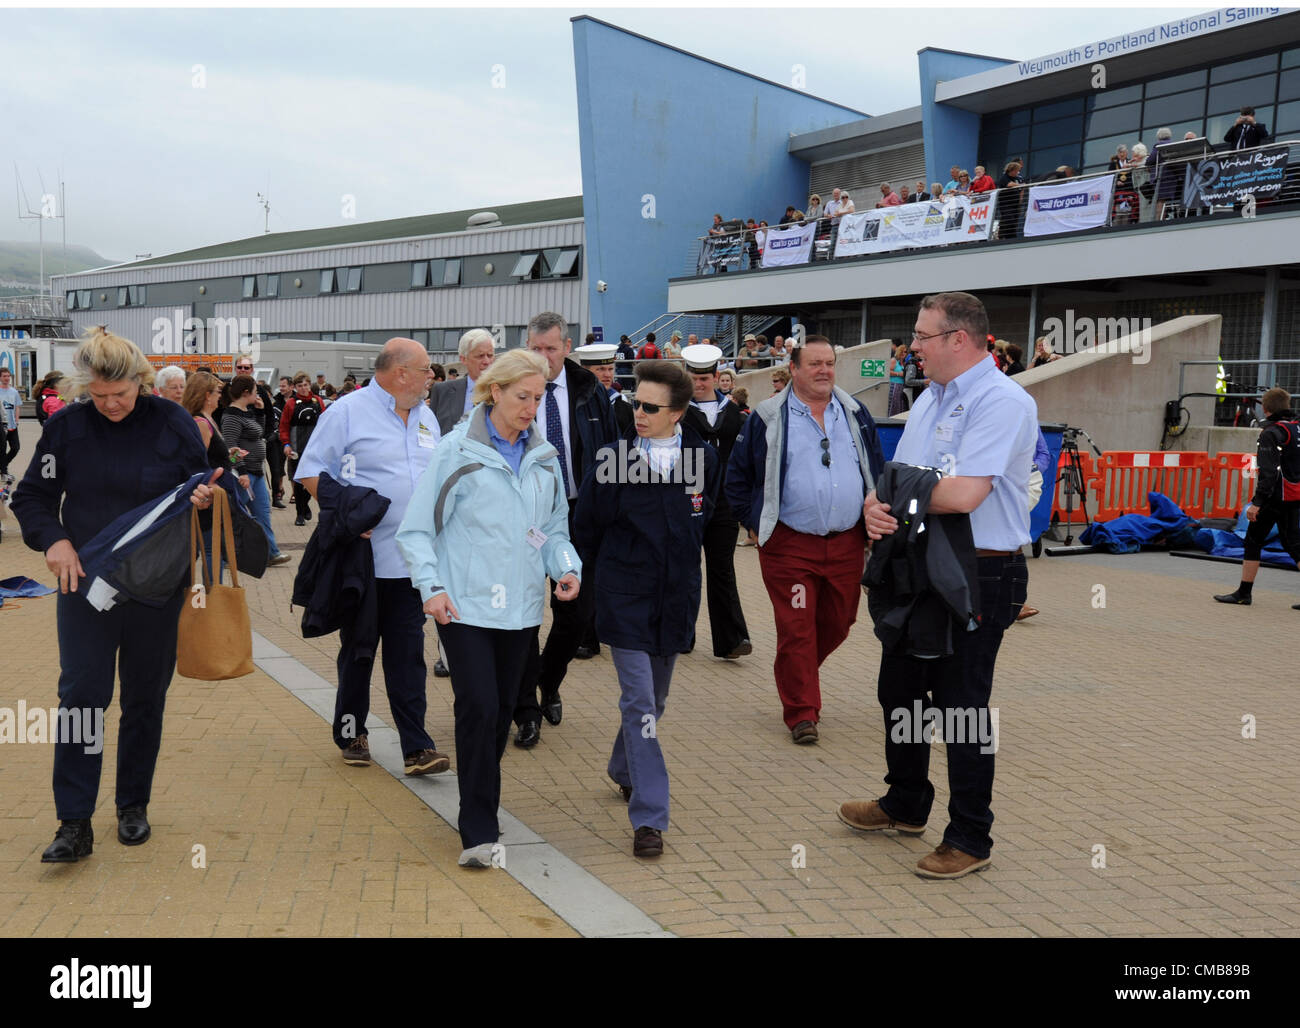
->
<box><xmin>296</xmin><ymin>337</ymin><xmax>451</xmax><ymax>775</ymax></box>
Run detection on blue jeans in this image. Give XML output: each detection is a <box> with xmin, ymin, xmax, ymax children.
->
<box><xmin>607</xmin><ymin>647</ymin><xmax>676</xmax><ymax>832</ymax></box>
<box><xmin>246</xmin><ymin>472</ymin><xmax>282</xmax><ymax>558</ymax></box>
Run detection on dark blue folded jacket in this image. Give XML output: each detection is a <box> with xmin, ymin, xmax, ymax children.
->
<box><xmin>76</xmin><ymin>472</ymin><xmax>208</xmax><ymax>611</ymax></box>
<box><xmin>291</xmin><ymin>472</ymin><xmax>390</xmax><ymax>658</ymax></box>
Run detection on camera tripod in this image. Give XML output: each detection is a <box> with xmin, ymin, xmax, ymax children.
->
<box><xmin>1056</xmin><ymin>426</ymin><xmax>1102</xmax><ymax>546</ymax></box>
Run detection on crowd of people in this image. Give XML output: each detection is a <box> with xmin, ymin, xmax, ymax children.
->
<box><xmin>17</xmin><ymin>291</ymin><xmax>1176</xmax><ymax>881</ymax></box>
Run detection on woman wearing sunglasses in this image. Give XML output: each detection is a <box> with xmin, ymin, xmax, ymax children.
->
<box><xmin>575</xmin><ymin>361</ymin><xmax>719</xmax><ymax>859</ymax></box>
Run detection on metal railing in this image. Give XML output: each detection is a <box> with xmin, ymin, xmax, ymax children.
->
<box><xmin>0</xmin><ymin>293</ymin><xmax>67</xmax><ymax>320</ymax></box>
<box><xmin>623</xmin><ymin>311</ymin><xmax>783</xmax><ymax>357</ymax></box>
<box><xmin>1177</xmin><ymin>357</ymin><xmax>1300</xmax><ymax>426</ymax></box>
<box><xmin>686</xmin><ymin>139</ymin><xmax>1300</xmax><ymax>277</ymax></box>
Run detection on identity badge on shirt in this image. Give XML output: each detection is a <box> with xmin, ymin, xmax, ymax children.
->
<box><xmin>417</xmin><ymin>421</ymin><xmax>436</xmax><ymax>448</ymax></box>
<box><xmin>525</xmin><ymin>526</ymin><xmax>548</xmax><ymax>550</ymax></box>
<box><xmin>935</xmin><ymin>424</ymin><xmax>955</xmax><ymax>443</ymax></box>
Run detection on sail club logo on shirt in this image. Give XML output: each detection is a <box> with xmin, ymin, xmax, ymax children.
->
<box><xmin>949</xmin><ymin>404</ymin><xmax>965</xmax><ymax>418</ymax></box>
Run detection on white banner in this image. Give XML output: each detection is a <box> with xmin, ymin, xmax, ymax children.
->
<box><xmin>833</xmin><ymin>193</ymin><xmax>998</xmax><ymax>258</ymax></box>
<box><xmin>1022</xmin><ymin>176</ymin><xmax>1115</xmax><ymax>237</ymax></box>
<box><xmin>761</xmin><ymin>222</ymin><xmax>817</xmax><ymax>267</ymax></box>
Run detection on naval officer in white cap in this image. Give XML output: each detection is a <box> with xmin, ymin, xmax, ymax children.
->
<box><xmin>575</xmin><ymin>342</ymin><xmax>634</xmax><ymax>435</ymax></box>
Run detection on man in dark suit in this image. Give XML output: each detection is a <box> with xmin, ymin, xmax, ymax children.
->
<box><xmin>429</xmin><ymin>328</ymin><xmax>496</xmax><ymax>436</ymax></box>
<box><xmin>680</xmin><ymin>344</ymin><xmax>751</xmax><ymax>660</ymax></box>
<box><xmin>905</xmin><ymin>180</ymin><xmax>930</xmax><ymax>204</ymax></box>
<box><xmin>513</xmin><ymin>312</ymin><xmax>619</xmax><ymax>747</ymax></box>
<box><xmin>1224</xmin><ymin>106</ymin><xmax>1270</xmax><ymax>150</ymax></box>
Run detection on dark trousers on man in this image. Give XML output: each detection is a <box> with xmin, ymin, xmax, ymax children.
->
<box><xmin>515</xmin><ymin>502</ymin><xmax>593</xmax><ymax>725</ymax></box>
<box><xmin>287</xmin><ymin>455</ymin><xmax>312</xmax><ymax>519</ymax></box>
<box><xmin>53</xmin><ymin>586</ymin><xmax>186</xmax><ymax>820</ymax></box>
<box><xmin>266</xmin><ymin>438</ymin><xmax>284</xmax><ymax>499</ymax></box>
<box><xmin>0</xmin><ymin>428</ymin><xmax>18</xmax><ymax>477</ymax></box>
<box><xmin>702</xmin><ymin>516</ymin><xmax>749</xmax><ymax>657</ymax></box>
<box><xmin>757</xmin><ymin>521</ymin><xmax>866</xmax><ymax>728</ymax></box>
<box><xmin>1244</xmin><ymin>499</ymin><xmax>1300</xmax><ymax>562</ymax></box>
<box><xmin>333</xmin><ymin>577</ymin><xmax>437</xmax><ymax>757</ymax></box>
<box><xmin>438</xmin><ymin>622</ymin><xmax>538</xmax><ymax>848</ymax></box>
<box><xmin>876</xmin><ymin>552</ymin><xmax>1027</xmax><ymax>860</ymax></box>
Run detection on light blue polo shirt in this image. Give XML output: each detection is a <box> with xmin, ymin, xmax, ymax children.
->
<box><xmin>780</xmin><ymin>390</ymin><xmax>864</xmax><ymax>535</ymax></box>
<box><xmin>296</xmin><ymin>381</ymin><xmax>441</xmax><ymax>578</ymax></box>
<box><xmin>893</xmin><ymin>355</ymin><xmax>1037</xmax><ymax>550</ymax></box>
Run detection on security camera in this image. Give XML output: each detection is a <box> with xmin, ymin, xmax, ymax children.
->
<box><xmin>596</xmin><ymin>280</ymin><xmax>608</xmax><ymax>293</ymax></box>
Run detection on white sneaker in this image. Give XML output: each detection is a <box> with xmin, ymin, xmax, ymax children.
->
<box><xmin>457</xmin><ymin>843</ymin><xmax>495</xmax><ymax>869</ymax></box>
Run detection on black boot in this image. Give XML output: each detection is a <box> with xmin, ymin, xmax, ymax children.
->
<box><xmin>117</xmin><ymin>805</ymin><xmax>151</xmax><ymax>845</ymax></box>
<box><xmin>41</xmin><ymin>820</ymin><xmax>93</xmax><ymax>863</ymax></box>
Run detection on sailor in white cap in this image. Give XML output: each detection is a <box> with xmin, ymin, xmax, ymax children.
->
<box><xmin>680</xmin><ymin>344</ymin><xmax>752</xmax><ymax>660</ymax></box>
<box><xmin>575</xmin><ymin>343</ymin><xmax>633</xmax><ymax>434</ymax></box>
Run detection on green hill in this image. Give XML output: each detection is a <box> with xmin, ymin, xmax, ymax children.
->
<box><xmin>0</xmin><ymin>240</ymin><xmax>115</xmax><ymax>290</ymax></box>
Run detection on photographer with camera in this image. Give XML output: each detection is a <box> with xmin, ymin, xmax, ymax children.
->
<box><xmin>1225</xmin><ymin>106</ymin><xmax>1270</xmax><ymax>151</ymax></box>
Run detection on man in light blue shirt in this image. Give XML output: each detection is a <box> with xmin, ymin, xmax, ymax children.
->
<box><xmin>0</xmin><ymin>367</ymin><xmax>21</xmax><ymax>480</ymax></box>
<box><xmin>842</xmin><ymin>292</ymin><xmax>1036</xmax><ymax>880</ymax></box>
<box><xmin>296</xmin><ymin>337</ymin><xmax>450</xmax><ymax>777</ymax></box>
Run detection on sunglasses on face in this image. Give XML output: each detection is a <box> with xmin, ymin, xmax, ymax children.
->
<box><xmin>632</xmin><ymin>399</ymin><xmax>666</xmax><ymax>414</ymax></box>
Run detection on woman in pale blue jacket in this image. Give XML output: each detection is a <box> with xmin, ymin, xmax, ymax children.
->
<box><xmin>396</xmin><ymin>349</ymin><xmax>580</xmax><ymax>869</ymax></box>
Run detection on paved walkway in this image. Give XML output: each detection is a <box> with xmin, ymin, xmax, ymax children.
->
<box><xmin>3</xmin><ymin>418</ymin><xmax>1299</xmax><ymax>936</ymax></box>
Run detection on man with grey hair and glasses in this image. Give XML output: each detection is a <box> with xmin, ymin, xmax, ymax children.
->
<box><xmin>431</xmin><ymin>328</ymin><xmax>496</xmax><ymax>436</ymax></box>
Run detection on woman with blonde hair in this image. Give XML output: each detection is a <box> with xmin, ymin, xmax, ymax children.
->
<box><xmin>397</xmin><ymin>348</ymin><xmax>581</xmax><ymax>869</ymax></box>
<box><xmin>12</xmin><ymin>327</ymin><xmax>218</xmax><ymax>862</ymax></box>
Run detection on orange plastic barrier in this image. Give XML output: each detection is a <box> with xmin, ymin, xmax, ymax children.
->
<box><xmin>1202</xmin><ymin>452</ymin><xmax>1257</xmax><ymax>519</ymax></box>
<box><xmin>1089</xmin><ymin>451</ymin><xmax>1209</xmax><ymax>521</ymax></box>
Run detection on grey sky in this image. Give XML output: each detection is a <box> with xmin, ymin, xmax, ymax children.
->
<box><xmin>4</xmin><ymin>6</ymin><xmax>1201</xmax><ymax>264</ymax></box>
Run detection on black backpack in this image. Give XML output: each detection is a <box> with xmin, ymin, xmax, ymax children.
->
<box><xmin>290</xmin><ymin>396</ymin><xmax>320</xmax><ymax>429</ymax></box>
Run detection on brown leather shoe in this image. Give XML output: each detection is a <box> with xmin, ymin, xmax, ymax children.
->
<box><xmin>404</xmin><ymin>749</ymin><xmax>451</xmax><ymax>776</ymax></box>
<box><xmin>791</xmin><ymin>720</ymin><xmax>819</xmax><ymax>744</ymax></box>
<box><xmin>341</xmin><ymin>734</ymin><xmax>371</xmax><ymax>767</ymax></box>
<box><xmin>1015</xmin><ymin>605</ymin><xmax>1039</xmax><ymax>621</ymax></box>
<box><xmin>915</xmin><ymin>842</ymin><xmax>991</xmax><ymax>879</ymax></box>
<box><xmin>837</xmin><ymin>800</ymin><xmax>926</xmax><ymax>834</ymax></box>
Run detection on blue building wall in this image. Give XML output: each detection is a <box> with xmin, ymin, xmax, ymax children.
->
<box><xmin>572</xmin><ymin>16</ymin><xmax>868</xmax><ymax>340</ymax></box>
<box><xmin>918</xmin><ymin>48</ymin><xmax>1014</xmax><ymax>188</ymax></box>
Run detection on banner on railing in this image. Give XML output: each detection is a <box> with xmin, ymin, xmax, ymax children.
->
<box><xmin>833</xmin><ymin>194</ymin><xmax>998</xmax><ymax>258</ymax></box>
<box><xmin>1023</xmin><ymin>175</ymin><xmax>1115</xmax><ymax>237</ymax></box>
<box><xmin>1183</xmin><ymin>145</ymin><xmax>1289</xmax><ymax>207</ymax></box>
<box><xmin>761</xmin><ymin>222</ymin><xmax>817</xmax><ymax>267</ymax></box>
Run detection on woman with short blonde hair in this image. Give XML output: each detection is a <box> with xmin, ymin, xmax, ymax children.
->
<box><xmin>470</xmin><ymin>348</ymin><xmax>547</xmax><ymax>406</ymax></box>
<box><xmin>65</xmin><ymin>326</ymin><xmax>155</xmax><ymax>398</ymax></box>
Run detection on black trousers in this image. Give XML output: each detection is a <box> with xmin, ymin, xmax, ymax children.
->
<box><xmin>876</xmin><ymin>553</ymin><xmax>1027</xmax><ymax>860</ymax></box>
<box><xmin>514</xmin><ymin>501</ymin><xmax>593</xmax><ymax>725</ymax></box>
<box><xmin>265</xmin><ymin>438</ymin><xmax>284</xmax><ymax>497</ymax></box>
<box><xmin>287</xmin><ymin>455</ymin><xmax>312</xmax><ymax>518</ymax></box>
<box><xmin>333</xmin><ymin>578</ymin><xmax>436</xmax><ymax>757</ymax></box>
<box><xmin>702</xmin><ymin>516</ymin><xmax>749</xmax><ymax>656</ymax></box>
<box><xmin>53</xmin><ymin>585</ymin><xmax>186</xmax><ymax>820</ymax></box>
<box><xmin>438</xmin><ymin>621</ymin><xmax>538</xmax><ymax>848</ymax></box>
<box><xmin>0</xmin><ymin>428</ymin><xmax>18</xmax><ymax>476</ymax></box>
<box><xmin>1244</xmin><ymin>499</ymin><xmax>1300</xmax><ymax>563</ymax></box>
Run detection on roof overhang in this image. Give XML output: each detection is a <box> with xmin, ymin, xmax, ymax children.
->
<box><xmin>788</xmin><ymin>107</ymin><xmax>923</xmax><ymax>163</ymax></box>
<box><xmin>934</xmin><ymin>8</ymin><xmax>1300</xmax><ymax>114</ymax></box>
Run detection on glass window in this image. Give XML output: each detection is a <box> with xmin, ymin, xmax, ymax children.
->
<box><xmin>1084</xmin><ymin>102</ymin><xmax>1141</xmax><ymax>138</ymax></box>
<box><xmin>1145</xmin><ymin>69</ymin><xmax>1206</xmax><ymax>99</ymax></box>
<box><xmin>1279</xmin><ymin>68</ymin><xmax>1300</xmax><ymax>102</ymax></box>
<box><xmin>242</xmin><ymin>276</ymin><xmax>257</xmax><ymax>299</ymax></box>
<box><xmin>1143</xmin><ymin>89</ymin><xmax>1205</xmax><ymax>128</ymax></box>
<box><xmin>511</xmin><ymin>253</ymin><xmax>539</xmax><ymax>278</ymax></box>
<box><xmin>410</xmin><ymin>261</ymin><xmax>429</xmax><ymax>288</ymax></box>
<box><xmin>320</xmin><ymin>269</ymin><xmax>336</xmax><ymax>293</ymax></box>
<box><xmin>1027</xmin><ymin>143</ymin><xmax>1082</xmax><ymax>178</ymax></box>
<box><xmin>117</xmin><ymin>287</ymin><xmax>128</xmax><ymax>307</ymax></box>
<box><xmin>1208</xmin><ymin>74</ymin><xmax>1278</xmax><ymax>116</ymax></box>
<box><xmin>1087</xmin><ymin>83</ymin><xmax>1144</xmax><ymax>110</ymax></box>
<box><xmin>1275</xmin><ymin>99</ymin><xmax>1300</xmax><ymax>136</ymax></box>
<box><xmin>1208</xmin><ymin>106</ymin><xmax>1274</xmax><ymax>145</ymax></box>
<box><xmin>1031</xmin><ymin>113</ymin><xmax>1083</xmax><ymax>149</ymax></box>
<box><xmin>1146</xmin><ymin>120</ymin><xmax>1207</xmax><ymax>149</ymax></box>
<box><xmin>982</xmin><ymin>126</ymin><xmax>1030</xmax><ymax>163</ymax></box>
<box><xmin>320</xmin><ymin>333</ymin><xmax>334</xmax><ymax>342</ymax></box>
<box><xmin>135</xmin><ymin>285</ymin><xmax>147</xmax><ymax>305</ymax></box>
<box><xmin>443</xmin><ymin>330</ymin><xmax>461</xmax><ymax>350</ymax></box>
<box><xmin>78</xmin><ymin>290</ymin><xmax>91</xmax><ymax>309</ymax></box>
<box><xmin>1034</xmin><ymin>97</ymin><xmax>1083</xmax><ymax>122</ymax></box>
<box><xmin>1284</xmin><ymin>47</ymin><xmax>1300</xmax><ymax>70</ymax></box>
<box><xmin>443</xmin><ymin>259</ymin><xmax>461</xmax><ymax>286</ymax></box>
<box><xmin>1083</xmin><ymin>133</ymin><xmax>1139</xmax><ymax>170</ymax></box>
<box><xmin>1210</xmin><ymin>53</ymin><xmax>1278</xmax><ymax>84</ymax></box>
<box><xmin>551</xmin><ymin>249</ymin><xmax>579</xmax><ymax>277</ymax></box>
<box><xmin>413</xmin><ymin>330</ymin><xmax>428</xmax><ymax>347</ymax></box>
<box><xmin>65</xmin><ymin>291</ymin><xmax>77</xmax><ymax>310</ymax></box>
<box><xmin>266</xmin><ymin>274</ymin><xmax>279</xmax><ymax>298</ymax></box>
<box><xmin>346</xmin><ymin>267</ymin><xmax>362</xmax><ymax>292</ymax></box>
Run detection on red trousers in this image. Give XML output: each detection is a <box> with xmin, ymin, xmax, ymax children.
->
<box><xmin>757</xmin><ymin>521</ymin><xmax>866</xmax><ymax>728</ymax></box>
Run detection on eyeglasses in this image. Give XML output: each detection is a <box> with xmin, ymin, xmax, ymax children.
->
<box><xmin>820</xmin><ymin>437</ymin><xmax>831</xmax><ymax>467</ymax></box>
<box><xmin>631</xmin><ymin>399</ymin><xmax>665</xmax><ymax>414</ymax></box>
<box><xmin>911</xmin><ymin>329</ymin><xmax>958</xmax><ymax>344</ymax></box>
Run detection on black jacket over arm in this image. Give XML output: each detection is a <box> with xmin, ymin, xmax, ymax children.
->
<box><xmin>863</xmin><ymin>461</ymin><xmax>981</xmax><ymax>659</ymax></box>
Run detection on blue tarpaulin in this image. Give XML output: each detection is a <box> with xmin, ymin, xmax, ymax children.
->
<box><xmin>1193</xmin><ymin>509</ymin><xmax>1294</xmax><ymax>565</ymax></box>
<box><xmin>0</xmin><ymin>575</ymin><xmax>55</xmax><ymax>598</ymax></box>
<box><xmin>1079</xmin><ymin>492</ymin><xmax>1199</xmax><ymax>553</ymax></box>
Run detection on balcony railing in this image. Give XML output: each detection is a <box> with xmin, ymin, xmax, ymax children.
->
<box><xmin>0</xmin><ymin>293</ymin><xmax>67</xmax><ymax>320</ymax></box>
<box><xmin>686</xmin><ymin>139</ymin><xmax>1300</xmax><ymax>277</ymax></box>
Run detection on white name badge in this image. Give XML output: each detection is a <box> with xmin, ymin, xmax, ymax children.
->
<box><xmin>935</xmin><ymin>424</ymin><xmax>955</xmax><ymax>443</ymax></box>
<box><xmin>525</xmin><ymin>526</ymin><xmax>548</xmax><ymax>550</ymax></box>
<box><xmin>417</xmin><ymin>423</ymin><xmax>436</xmax><ymax>448</ymax></box>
